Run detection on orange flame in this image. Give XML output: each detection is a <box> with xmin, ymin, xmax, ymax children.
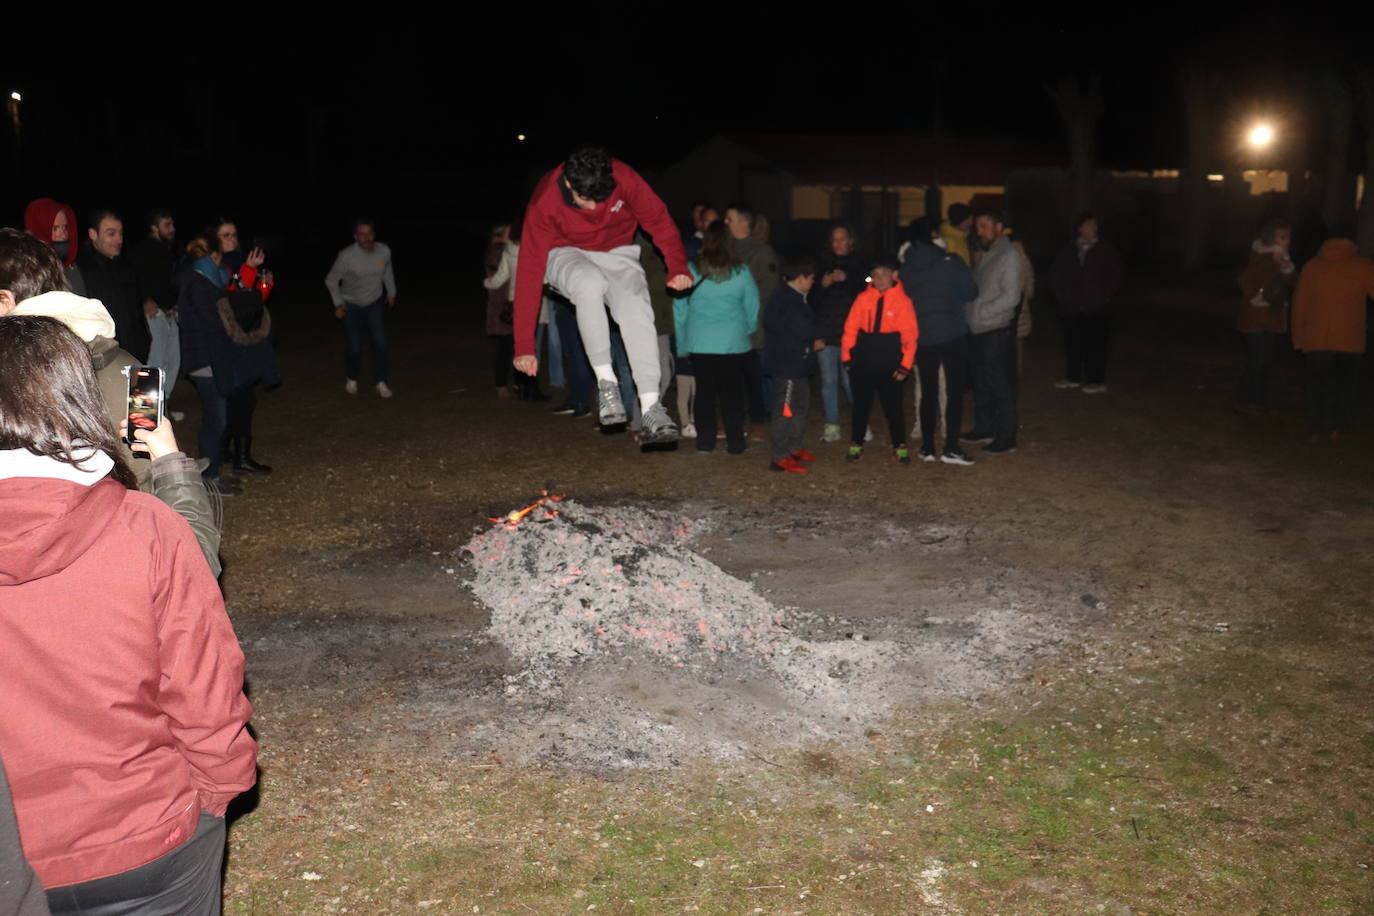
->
<box><xmin>488</xmin><ymin>491</ymin><xmax>566</xmax><ymax>529</ymax></box>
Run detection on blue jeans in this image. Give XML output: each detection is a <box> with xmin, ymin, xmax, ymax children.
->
<box><xmin>553</xmin><ymin>298</ymin><xmax>593</xmax><ymax>409</ymax></box>
<box><xmin>610</xmin><ymin>328</ymin><xmax>642</xmax><ymax>428</ymax></box>
<box><xmin>343</xmin><ymin>300</ymin><xmax>389</xmax><ymax>384</ymax></box>
<box><xmin>191</xmin><ymin>374</ymin><xmax>227</xmax><ymax>476</ymax></box>
<box><xmin>543</xmin><ymin>307</ymin><xmax>565</xmax><ymax>389</ymax></box>
<box><xmin>816</xmin><ymin>344</ymin><xmax>852</xmax><ymax>426</ymax></box>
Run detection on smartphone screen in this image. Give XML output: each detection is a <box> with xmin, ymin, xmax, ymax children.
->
<box><xmin>126</xmin><ymin>367</ymin><xmax>165</xmax><ymax>451</ymax></box>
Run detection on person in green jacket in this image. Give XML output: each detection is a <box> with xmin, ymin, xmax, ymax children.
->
<box><xmin>674</xmin><ymin>221</ymin><xmax>759</xmax><ymax>454</ymax></box>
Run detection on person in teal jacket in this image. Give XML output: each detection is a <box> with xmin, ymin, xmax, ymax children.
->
<box><xmin>674</xmin><ymin>221</ymin><xmax>759</xmax><ymax>453</ymax></box>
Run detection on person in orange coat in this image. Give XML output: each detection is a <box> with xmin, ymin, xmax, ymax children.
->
<box><xmin>841</xmin><ymin>255</ymin><xmax>919</xmax><ymax>462</ymax></box>
<box><xmin>1289</xmin><ymin>237</ymin><xmax>1374</xmax><ymax>440</ymax></box>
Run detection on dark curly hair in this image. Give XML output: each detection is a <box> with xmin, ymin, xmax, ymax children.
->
<box><xmin>563</xmin><ymin>145</ymin><xmax>616</xmax><ymax>202</ymax></box>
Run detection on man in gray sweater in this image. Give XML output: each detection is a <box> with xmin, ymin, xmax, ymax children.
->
<box><xmin>326</xmin><ymin>219</ymin><xmax>397</xmax><ymax>397</ymax></box>
<box><xmin>961</xmin><ymin>211</ymin><xmax>1025</xmax><ymax>454</ymax></box>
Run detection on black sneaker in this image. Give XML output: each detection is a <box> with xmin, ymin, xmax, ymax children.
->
<box><xmin>919</xmin><ymin>446</ymin><xmax>937</xmax><ymax>462</ymax></box>
<box><xmin>960</xmin><ymin>429</ymin><xmax>994</xmax><ymax>444</ymax></box>
<box><xmin>940</xmin><ymin>449</ymin><xmax>975</xmax><ymax>466</ymax></box>
<box><xmin>983</xmin><ymin>441</ymin><xmax>1017</xmax><ymax>455</ymax></box>
<box><xmin>571</xmin><ymin>405</ymin><xmax>591</xmax><ymax>418</ymax></box>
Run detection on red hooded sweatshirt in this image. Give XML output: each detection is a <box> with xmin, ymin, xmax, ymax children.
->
<box><xmin>0</xmin><ymin>472</ymin><xmax>256</xmax><ymax>889</ymax></box>
<box><xmin>23</xmin><ymin>198</ymin><xmax>79</xmax><ymax>267</ymax></box>
<box><xmin>513</xmin><ymin>159</ymin><xmax>689</xmax><ymax>357</ymax></box>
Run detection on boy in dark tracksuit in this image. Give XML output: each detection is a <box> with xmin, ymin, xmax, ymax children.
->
<box><xmin>764</xmin><ymin>254</ymin><xmax>819</xmax><ymax>473</ymax></box>
<box><xmin>841</xmin><ymin>256</ymin><xmax>919</xmax><ymax>462</ymax></box>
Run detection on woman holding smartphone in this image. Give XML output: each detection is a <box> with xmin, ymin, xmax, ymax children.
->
<box><xmin>0</xmin><ymin>316</ymin><xmax>256</xmax><ymax>915</ymax></box>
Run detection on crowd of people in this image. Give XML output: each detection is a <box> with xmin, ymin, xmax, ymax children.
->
<box><xmin>0</xmin><ymin>201</ymin><xmax>259</xmax><ymax>912</ymax></box>
<box><xmin>486</xmin><ymin>146</ymin><xmax>1372</xmax><ymax>466</ymax></box>
<box><xmin>485</xmin><ymin>147</ymin><xmax>1065</xmax><ymax>469</ymax></box>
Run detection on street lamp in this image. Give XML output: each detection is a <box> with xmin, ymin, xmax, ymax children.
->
<box><xmin>1248</xmin><ymin>123</ymin><xmax>1274</xmax><ymax>148</ymax></box>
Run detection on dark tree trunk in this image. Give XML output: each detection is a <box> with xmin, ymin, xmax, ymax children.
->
<box><xmin>1045</xmin><ymin>74</ymin><xmax>1103</xmax><ymax>217</ymax></box>
<box><xmin>1321</xmin><ymin>70</ymin><xmax>1354</xmax><ymax>236</ymax></box>
<box><xmin>1177</xmin><ymin>67</ymin><xmax>1220</xmax><ymax>271</ymax></box>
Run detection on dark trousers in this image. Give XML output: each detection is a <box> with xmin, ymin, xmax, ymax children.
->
<box><xmin>1303</xmin><ymin>350</ymin><xmax>1361</xmax><ymax>434</ymax></box>
<box><xmin>191</xmin><ymin>375</ymin><xmax>227</xmax><ymax>476</ymax></box>
<box><xmin>969</xmin><ymin>326</ymin><xmax>1018</xmax><ymax>445</ymax></box>
<box><xmin>743</xmin><ymin>349</ymin><xmax>770</xmax><ymax>422</ymax></box>
<box><xmin>1237</xmin><ymin>331</ymin><xmax>1280</xmax><ymax>407</ymax></box>
<box><xmin>850</xmin><ymin>365</ymin><xmax>906</xmax><ymax>447</ymax></box>
<box><xmin>226</xmin><ymin>388</ymin><xmax>257</xmax><ymax>439</ymax></box>
<box><xmin>691</xmin><ymin>353</ymin><xmax>747</xmax><ymax>452</ymax></box>
<box><xmin>554</xmin><ymin>299</ymin><xmax>593</xmax><ymax>409</ymax></box>
<box><xmin>342</xmin><ymin>300</ymin><xmax>389</xmax><ymax>384</ymax></box>
<box><xmin>492</xmin><ymin>334</ymin><xmax>513</xmax><ymax>388</ymax></box>
<box><xmin>770</xmin><ymin>376</ymin><xmax>810</xmax><ymax>460</ymax></box>
<box><xmin>1061</xmin><ymin>313</ymin><xmax>1111</xmax><ymax>384</ymax></box>
<box><xmin>915</xmin><ymin>336</ymin><xmax>968</xmax><ymax>453</ymax></box>
<box><xmin>46</xmin><ymin>812</ymin><xmax>226</xmax><ymax>916</ymax></box>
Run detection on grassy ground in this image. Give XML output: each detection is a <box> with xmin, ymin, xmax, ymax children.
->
<box><xmin>216</xmin><ymin>270</ymin><xmax>1373</xmax><ymax>914</ymax></box>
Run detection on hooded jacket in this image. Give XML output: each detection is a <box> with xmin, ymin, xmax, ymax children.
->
<box><xmin>22</xmin><ymin>199</ymin><xmax>77</xmax><ymax>269</ymax></box>
<box><xmin>899</xmin><ymin>242</ymin><xmax>978</xmax><ymax>347</ymax></box>
<box><xmin>8</xmin><ymin>291</ymin><xmax>222</xmax><ymax>576</ymax></box>
<box><xmin>841</xmin><ymin>280</ymin><xmax>919</xmax><ymax>372</ymax></box>
<box><xmin>0</xmin><ymin>461</ymin><xmax>255</xmax><ymax>890</ymax></box>
<box><xmin>1290</xmin><ymin>238</ymin><xmax>1374</xmax><ymax>354</ymax></box>
<box><xmin>762</xmin><ymin>282</ymin><xmax>816</xmax><ymax>379</ymax></box>
<box><xmin>23</xmin><ymin>198</ymin><xmax>85</xmax><ymax>296</ymax></box>
<box><xmin>513</xmin><ymin>159</ymin><xmax>689</xmax><ymax>358</ymax></box>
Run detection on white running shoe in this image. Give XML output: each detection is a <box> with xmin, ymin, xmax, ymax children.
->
<box><xmin>1081</xmin><ymin>383</ymin><xmax>1108</xmax><ymax>394</ymax></box>
<box><xmin>596</xmin><ymin>379</ymin><xmax>627</xmax><ymax>426</ymax></box>
<box><xmin>1054</xmin><ymin>379</ymin><xmax>1081</xmax><ymax>389</ymax></box>
<box><xmin>681</xmin><ymin>423</ymin><xmax>697</xmax><ymax>438</ymax></box>
<box><xmin>639</xmin><ymin>402</ymin><xmax>680</xmax><ymax>447</ymax></box>
<box><xmin>376</xmin><ymin>381</ymin><xmax>393</xmax><ymax>398</ymax></box>
<box><xmin>822</xmin><ymin>424</ymin><xmax>841</xmax><ymax>442</ymax></box>
<box><xmin>345</xmin><ymin>379</ymin><xmax>358</xmax><ymax>395</ymax></box>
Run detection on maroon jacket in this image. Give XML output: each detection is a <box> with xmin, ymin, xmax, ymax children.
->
<box><xmin>513</xmin><ymin>159</ymin><xmax>688</xmax><ymax>357</ymax></box>
<box><xmin>0</xmin><ymin>474</ymin><xmax>256</xmax><ymax>890</ymax></box>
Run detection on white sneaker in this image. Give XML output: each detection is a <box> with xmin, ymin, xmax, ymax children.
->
<box><xmin>1054</xmin><ymin>379</ymin><xmax>1081</xmax><ymax>389</ymax></box>
<box><xmin>822</xmin><ymin>424</ymin><xmax>841</xmax><ymax>443</ymax></box>
<box><xmin>345</xmin><ymin>379</ymin><xmax>358</xmax><ymax>395</ymax></box>
<box><xmin>1081</xmin><ymin>383</ymin><xmax>1108</xmax><ymax>394</ymax></box>
<box><xmin>376</xmin><ymin>381</ymin><xmax>393</xmax><ymax>398</ymax></box>
<box><xmin>681</xmin><ymin>423</ymin><xmax>697</xmax><ymax>438</ymax></box>
<box><xmin>864</xmin><ymin>426</ymin><xmax>874</xmax><ymax>442</ymax></box>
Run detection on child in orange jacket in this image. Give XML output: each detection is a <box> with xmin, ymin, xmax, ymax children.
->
<box><xmin>841</xmin><ymin>256</ymin><xmax>919</xmax><ymax>462</ymax></box>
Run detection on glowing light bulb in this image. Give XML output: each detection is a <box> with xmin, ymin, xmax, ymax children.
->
<box><xmin>1249</xmin><ymin>124</ymin><xmax>1274</xmax><ymax>148</ymax></box>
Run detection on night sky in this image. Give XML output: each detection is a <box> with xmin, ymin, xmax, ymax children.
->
<box><xmin>2</xmin><ymin>15</ymin><xmax>1369</xmax><ymax>244</ymax></box>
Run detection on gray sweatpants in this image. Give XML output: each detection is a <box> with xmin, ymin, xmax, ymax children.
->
<box><xmin>545</xmin><ymin>244</ymin><xmax>661</xmax><ymax>398</ymax></box>
<box><xmin>770</xmin><ymin>376</ymin><xmax>810</xmax><ymax>460</ymax></box>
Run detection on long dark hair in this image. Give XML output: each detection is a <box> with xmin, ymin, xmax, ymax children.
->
<box><xmin>696</xmin><ymin>220</ymin><xmax>741</xmax><ymax>282</ymax></box>
<box><xmin>0</xmin><ymin>316</ymin><xmax>138</xmax><ymax>489</ymax></box>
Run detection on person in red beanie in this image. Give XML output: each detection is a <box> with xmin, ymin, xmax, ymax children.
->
<box><xmin>22</xmin><ymin>198</ymin><xmax>85</xmax><ymax>295</ymax></box>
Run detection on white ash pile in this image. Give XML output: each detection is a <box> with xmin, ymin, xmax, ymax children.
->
<box><xmin>460</xmin><ymin>497</ymin><xmax>1061</xmax><ymax>769</ymax></box>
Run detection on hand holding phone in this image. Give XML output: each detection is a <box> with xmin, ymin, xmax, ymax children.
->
<box><xmin>125</xmin><ymin>367</ymin><xmax>165</xmax><ymax>459</ymax></box>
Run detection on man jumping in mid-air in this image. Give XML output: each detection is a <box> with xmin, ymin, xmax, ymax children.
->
<box><xmin>512</xmin><ymin>145</ymin><xmax>692</xmax><ymax>447</ymax></box>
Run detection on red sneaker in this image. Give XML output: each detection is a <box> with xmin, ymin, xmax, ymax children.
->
<box><xmin>790</xmin><ymin>449</ymin><xmax>817</xmax><ymax>462</ymax></box>
<box><xmin>769</xmin><ymin>457</ymin><xmax>809</xmax><ymax>474</ymax></box>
